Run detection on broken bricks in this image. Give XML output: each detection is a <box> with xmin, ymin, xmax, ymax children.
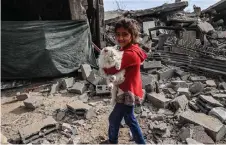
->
<box><xmin>67</xmin><ymin>100</ymin><xmax>95</xmax><ymax>119</ymax></box>
<box><xmin>157</xmin><ymin>67</ymin><xmax>176</xmax><ymax>81</ymax></box>
<box><xmin>170</xmin><ymin>95</ymin><xmax>188</xmax><ymax>111</ymax></box>
<box><xmin>19</xmin><ymin>116</ymin><xmax>58</xmax><ymax>144</ymax></box>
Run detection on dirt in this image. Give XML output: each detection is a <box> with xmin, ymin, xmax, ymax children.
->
<box><xmin>1</xmin><ymin>91</ymin><xmax>137</xmax><ymax>144</ymax></box>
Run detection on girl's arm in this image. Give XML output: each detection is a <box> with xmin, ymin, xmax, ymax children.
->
<box><xmin>104</xmin><ymin>51</ymin><xmax>140</xmax><ymax>75</ymax></box>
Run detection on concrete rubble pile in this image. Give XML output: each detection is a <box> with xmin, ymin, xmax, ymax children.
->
<box><xmin>1</xmin><ymin>0</ymin><xmax>226</xmax><ymax>144</ymax></box>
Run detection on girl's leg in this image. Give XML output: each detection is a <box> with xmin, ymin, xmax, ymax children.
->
<box><xmin>108</xmin><ymin>103</ymin><xmax>125</xmax><ymax>144</ymax></box>
<box><xmin>124</xmin><ymin>105</ymin><xmax>146</xmax><ymax>144</ymax></box>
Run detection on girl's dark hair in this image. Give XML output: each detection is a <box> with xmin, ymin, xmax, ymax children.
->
<box><xmin>114</xmin><ymin>18</ymin><xmax>141</xmax><ymax>44</ymax></box>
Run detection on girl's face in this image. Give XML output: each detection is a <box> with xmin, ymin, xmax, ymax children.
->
<box><xmin>115</xmin><ymin>27</ymin><xmax>132</xmax><ymax>48</ymax></box>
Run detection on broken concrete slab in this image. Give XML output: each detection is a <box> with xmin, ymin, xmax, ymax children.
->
<box><xmin>56</xmin><ymin>110</ymin><xmax>66</xmax><ymax>121</ymax></box>
<box><xmin>189</xmin><ymin>82</ymin><xmax>204</xmax><ymax>94</ymax></box>
<box><xmin>147</xmin><ymin>92</ymin><xmax>171</xmax><ymax>108</ymax></box>
<box><xmin>16</xmin><ymin>93</ymin><xmax>29</xmax><ymax>101</ymax></box>
<box><xmin>171</xmin><ymin>80</ymin><xmax>188</xmax><ymax>88</ymax></box>
<box><xmin>95</xmin><ymin>85</ymin><xmax>110</xmax><ymax>95</ymax></box>
<box><xmin>180</xmin><ymin>111</ymin><xmax>226</xmax><ymax>141</ymax></box>
<box><xmin>62</xmin><ymin>77</ymin><xmax>75</xmax><ymax>89</ymax></box>
<box><xmin>171</xmin><ymin>95</ymin><xmax>188</xmax><ymax>111</ymax></box>
<box><xmin>186</xmin><ymin>138</ymin><xmax>204</xmax><ymax>145</ymax></box>
<box><xmin>211</xmin><ymin>93</ymin><xmax>226</xmax><ymax>98</ymax></box>
<box><xmin>199</xmin><ymin>95</ymin><xmax>223</xmax><ymax>107</ymax></box>
<box><xmin>67</xmin><ymin>100</ymin><xmax>95</xmax><ymax>119</ymax></box>
<box><xmin>23</xmin><ymin>97</ymin><xmax>43</xmax><ymax>110</ymax></box>
<box><xmin>206</xmin><ymin>80</ymin><xmax>217</xmax><ymax>87</ymax></box>
<box><xmin>81</xmin><ymin>64</ymin><xmax>92</xmax><ymax>80</ymax></box>
<box><xmin>177</xmin><ymin>88</ymin><xmax>191</xmax><ymax>99</ymax></box>
<box><xmin>150</xmin><ymin>114</ymin><xmax>165</xmax><ymax>121</ymax></box>
<box><xmin>175</xmin><ymin>69</ymin><xmax>187</xmax><ymax>78</ymax></box>
<box><xmin>209</xmin><ymin>107</ymin><xmax>226</xmax><ymax>123</ymax></box>
<box><xmin>163</xmin><ymin>88</ymin><xmax>176</xmax><ymax>95</ymax></box>
<box><xmin>143</xmin><ymin>61</ymin><xmax>162</xmax><ymax>70</ymax></box>
<box><xmin>68</xmin><ymin>82</ymin><xmax>86</xmax><ymax>95</ymax></box>
<box><xmin>157</xmin><ymin>67</ymin><xmax>176</xmax><ymax>81</ymax></box>
<box><xmin>19</xmin><ymin>116</ymin><xmax>58</xmax><ymax>144</ymax></box>
<box><xmin>192</xmin><ymin>125</ymin><xmax>215</xmax><ymax>144</ymax></box>
<box><xmin>190</xmin><ymin>76</ymin><xmax>207</xmax><ymax>82</ymax></box>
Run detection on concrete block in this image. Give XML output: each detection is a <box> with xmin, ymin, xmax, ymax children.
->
<box><xmin>16</xmin><ymin>93</ymin><xmax>29</xmax><ymax>101</ymax></box>
<box><xmin>147</xmin><ymin>68</ymin><xmax>157</xmax><ymax>74</ymax></box>
<box><xmin>50</xmin><ymin>81</ymin><xmax>61</xmax><ymax>94</ymax></box>
<box><xmin>190</xmin><ymin>76</ymin><xmax>207</xmax><ymax>82</ymax></box>
<box><xmin>147</xmin><ymin>92</ymin><xmax>171</xmax><ymax>108</ymax></box>
<box><xmin>62</xmin><ymin>77</ymin><xmax>75</xmax><ymax>89</ymax></box>
<box><xmin>199</xmin><ymin>95</ymin><xmax>223</xmax><ymax>107</ymax></box>
<box><xmin>143</xmin><ymin>61</ymin><xmax>162</xmax><ymax>70</ymax></box>
<box><xmin>177</xmin><ymin>88</ymin><xmax>191</xmax><ymax>99</ymax></box>
<box><xmin>206</xmin><ymin>80</ymin><xmax>217</xmax><ymax>87</ymax></box>
<box><xmin>87</xmin><ymin>70</ymin><xmax>102</xmax><ymax>85</ymax></box>
<box><xmin>95</xmin><ymin>85</ymin><xmax>110</xmax><ymax>95</ymax></box>
<box><xmin>212</xmin><ymin>93</ymin><xmax>226</xmax><ymax>98</ymax></box>
<box><xmin>81</xmin><ymin>64</ymin><xmax>92</xmax><ymax>80</ymax></box>
<box><xmin>23</xmin><ymin>97</ymin><xmax>43</xmax><ymax>110</ymax></box>
<box><xmin>209</xmin><ymin>107</ymin><xmax>226</xmax><ymax>123</ymax></box>
<box><xmin>68</xmin><ymin>82</ymin><xmax>86</xmax><ymax>95</ymax></box>
<box><xmin>180</xmin><ymin>111</ymin><xmax>226</xmax><ymax>141</ymax></box>
<box><xmin>157</xmin><ymin>67</ymin><xmax>175</xmax><ymax>81</ymax></box>
<box><xmin>171</xmin><ymin>80</ymin><xmax>188</xmax><ymax>88</ymax></box>
<box><xmin>175</xmin><ymin>69</ymin><xmax>187</xmax><ymax>77</ymax></box>
<box><xmin>171</xmin><ymin>95</ymin><xmax>188</xmax><ymax>111</ymax></box>
<box><xmin>192</xmin><ymin>126</ymin><xmax>214</xmax><ymax>144</ymax></box>
<box><xmin>19</xmin><ymin>116</ymin><xmax>58</xmax><ymax>143</ymax></box>
<box><xmin>163</xmin><ymin>88</ymin><xmax>176</xmax><ymax>95</ymax></box>
<box><xmin>67</xmin><ymin>100</ymin><xmax>95</xmax><ymax>119</ymax></box>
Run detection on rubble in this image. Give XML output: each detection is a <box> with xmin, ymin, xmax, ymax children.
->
<box><xmin>50</xmin><ymin>81</ymin><xmax>61</xmax><ymax>94</ymax></box>
<box><xmin>23</xmin><ymin>97</ymin><xmax>43</xmax><ymax>110</ymax></box>
<box><xmin>87</xmin><ymin>70</ymin><xmax>102</xmax><ymax>85</ymax></box>
<box><xmin>190</xmin><ymin>76</ymin><xmax>207</xmax><ymax>82</ymax></box>
<box><xmin>179</xmin><ymin>127</ymin><xmax>192</xmax><ymax>141</ymax></box>
<box><xmin>186</xmin><ymin>138</ymin><xmax>204</xmax><ymax>145</ymax></box>
<box><xmin>67</xmin><ymin>100</ymin><xmax>95</xmax><ymax>119</ymax></box>
<box><xmin>81</xmin><ymin>64</ymin><xmax>92</xmax><ymax>80</ymax></box>
<box><xmin>62</xmin><ymin>77</ymin><xmax>75</xmax><ymax>89</ymax></box>
<box><xmin>143</xmin><ymin>61</ymin><xmax>162</xmax><ymax>70</ymax></box>
<box><xmin>219</xmin><ymin>82</ymin><xmax>226</xmax><ymax>90</ymax></box>
<box><xmin>67</xmin><ymin>82</ymin><xmax>86</xmax><ymax>95</ymax></box>
<box><xmin>177</xmin><ymin>88</ymin><xmax>191</xmax><ymax>98</ymax></box>
<box><xmin>19</xmin><ymin>116</ymin><xmax>58</xmax><ymax>144</ymax></box>
<box><xmin>189</xmin><ymin>82</ymin><xmax>204</xmax><ymax>94</ymax></box>
<box><xmin>199</xmin><ymin>95</ymin><xmax>224</xmax><ymax>107</ymax></box>
<box><xmin>192</xmin><ymin>125</ymin><xmax>215</xmax><ymax>144</ymax></box>
<box><xmin>157</xmin><ymin>67</ymin><xmax>176</xmax><ymax>81</ymax></box>
<box><xmin>16</xmin><ymin>93</ymin><xmax>29</xmax><ymax>101</ymax></box>
<box><xmin>147</xmin><ymin>92</ymin><xmax>171</xmax><ymax>108</ymax></box>
<box><xmin>78</xmin><ymin>93</ymin><xmax>89</xmax><ymax>103</ymax></box>
<box><xmin>209</xmin><ymin>107</ymin><xmax>226</xmax><ymax>124</ymax></box>
<box><xmin>170</xmin><ymin>95</ymin><xmax>188</xmax><ymax>111</ymax></box>
<box><xmin>206</xmin><ymin>80</ymin><xmax>217</xmax><ymax>87</ymax></box>
<box><xmin>180</xmin><ymin>110</ymin><xmax>226</xmax><ymax>141</ymax></box>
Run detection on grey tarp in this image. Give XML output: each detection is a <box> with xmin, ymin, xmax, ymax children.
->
<box><xmin>1</xmin><ymin>20</ymin><xmax>97</xmax><ymax>80</ymax></box>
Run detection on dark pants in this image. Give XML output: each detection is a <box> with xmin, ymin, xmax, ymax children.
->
<box><xmin>108</xmin><ymin>103</ymin><xmax>146</xmax><ymax>144</ymax></box>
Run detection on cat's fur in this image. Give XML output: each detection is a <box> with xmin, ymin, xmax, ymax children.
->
<box><xmin>98</xmin><ymin>46</ymin><xmax>125</xmax><ymax>105</ymax></box>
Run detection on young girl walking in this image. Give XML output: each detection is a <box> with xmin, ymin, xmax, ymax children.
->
<box><xmin>102</xmin><ymin>18</ymin><xmax>147</xmax><ymax>144</ymax></box>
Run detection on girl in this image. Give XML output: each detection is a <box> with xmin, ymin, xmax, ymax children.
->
<box><xmin>102</xmin><ymin>18</ymin><xmax>147</xmax><ymax>144</ymax></box>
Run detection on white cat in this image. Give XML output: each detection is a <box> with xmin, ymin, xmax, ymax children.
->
<box><xmin>98</xmin><ymin>46</ymin><xmax>125</xmax><ymax>105</ymax></box>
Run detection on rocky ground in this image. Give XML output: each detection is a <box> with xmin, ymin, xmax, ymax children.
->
<box><xmin>1</xmin><ymin>62</ymin><xmax>226</xmax><ymax>144</ymax></box>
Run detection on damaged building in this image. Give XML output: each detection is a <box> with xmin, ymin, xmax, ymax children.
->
<box><xmin>1</xmin><ymin>0</ymin><xmax>226</xmax><ymax>144</ymax></box>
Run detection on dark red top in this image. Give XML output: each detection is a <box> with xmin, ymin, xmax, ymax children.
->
<box><xmin>104</xmin><ymin>44</ymin><xmax>147</xmax><ymax>99</ymax></box>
